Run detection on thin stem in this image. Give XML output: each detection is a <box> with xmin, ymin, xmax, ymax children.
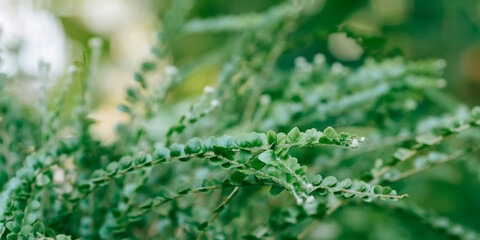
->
<box><xmin>255</xmin><ymin>227</ymin><xmax>269</xmax><ymax>238</ymax></box>
<box><xmin>196</xmin><ymin>187</ymin><xmax>239</xmax><ymax>240</ymax></box>
<box><xmin>51</xmin><ymin>66</ymin><xmax>76</xmax><ymax>134</ymax></box>
<box><xmin>38</xmin><ymin>61</ymin><xmax>50</xmax><ymax>142</ymax></box>
<box><xmin>370</xmin><ymin>124</ymin><xmax>472</xmax><ymax>186</ymax></box>
<box><xmin>275</xmin><ymin>156</ymin><xmax>308</xmax><ymax>188</ymax></box>
<box><xmin>211</xmin><ymin>154</ymin><xmax>302</xmax><ymax>201</ymax></box>
<box><xmin>388</xmin><ymin>148</ymin><xmax>478</xmax><ymax>182</ymax></box>
<box><xmin>20</xmin><ymin>183</ymin><xmax>36</xmax><ymax>230</ymax></box>
<box><xmin>339</xmin><ymin>189</ymin><xmax>407</xmax><ymax>199</ymax></box>
<box><xmin>90</xmin><ymin>182</ymin><xmax>272</xmax><ymax>234</ymax></box>
<box><xmin>325</xmin><ymin>133</ymin><xmax>412</xmax><ymax>168</ymax></box>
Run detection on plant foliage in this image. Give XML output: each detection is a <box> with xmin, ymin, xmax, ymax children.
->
<box><xmin>1</xmin><ymin>0</ymin><xmax>480</xmax><ymax>239</ymax></box>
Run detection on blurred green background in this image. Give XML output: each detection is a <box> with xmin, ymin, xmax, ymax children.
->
<box><xmin>1</xmin><ymin>0</ymin><xmax>479</xmax><ymax>131</ymax></box>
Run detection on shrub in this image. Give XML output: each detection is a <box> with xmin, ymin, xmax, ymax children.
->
<box><xmin>1</xmin><ymin>1</ymin><xmax>480</xmax><ymax>239</ymax></box>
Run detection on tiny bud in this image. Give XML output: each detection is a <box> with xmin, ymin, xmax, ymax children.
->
<box><xmin>88</xmin><ymin>37</ymin><xmax>103</xmax><ymax>48</ymax></box>
<box><xmin>260</xmin><ymin>94</ymin><xmax>271</xmax><ymax>105</ymax></box>
<box><xmin>436</xmin><ymin>59</ymin><xmax>447</xmax><ymax>69</ymax></box>
<box><xmin>314</xmin><ymin>53</ymin><xmax>325</xmax><ymax>65</ymax></box>
<box><xmin>210</xmin><ymin>99</ymin><xmax>220</xmax><ymax>107</ymax></box>
<box><xmin>294</xmin><ymin>56</ymin><xmax>307</xmax><ymax>67</ymax></box>
<box><xmin>296</xmin><ymin>198</ymin><xmax>304</xmax><ymax>205</ymax></box>
<box><xmin>437</xmin><ymin>78</ymin><xmax>447</xmax><ymax>88</ymax></box>
<box><xmin>306</xmin><ymin>183</ymin><xmax>314</xmax><ymax>192</ymax></box>
<box><xmin>165</xmin><ymin>65</ymin><xmax>178</xmax><ymax>75</ymax></box>
<box><xmin>306</xmin><ymin>196</ymin><xmax>315</xmax><ymax>204</ymax></box>
<box><xmin>360</xmin><ymin>137</ymin><xmax>366</xmax><ymax>142</ymax></box>
<box><xmin>295</xmin><ymin>56</ymin><xmax>312</xmax><ymax>72</ymax></box>
<box><xmin>351</xmin><ymin>139</ymin><xmax>359</xmax><ymax>148</ymax></box>
<box><xmin>331</xmin><ymin>62</ymin><xmax>343</xmax><ymax>74</ymax></box>
<box><xmin>67</xmin><ymin>65</ymin><xmax>77</xmax><ymax>74</ymax></box>
<box><xmin>203</xmin><ymin>86</ymin><xmax>215</xmax><ymax>93</ymax></box>
<box><xmin>54</xmin><ymin>169</ymin><xmax>65</xmax><ymax>183</ymax></box>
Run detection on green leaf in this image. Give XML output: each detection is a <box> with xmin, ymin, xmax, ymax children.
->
<box><xmin>471</xmin><ymin>106</ymin><xmax>480</xmax><ymax>122</ymax></box>
<box><xmin>91</xmin><ymin>170</ymin><xmax>107</xmax><ymax>182</ymax></box>
<box><xmin>382</xmin><ymin>186</ymin><xmax>393</xmax><ymax>195</ymax></box>
<box><xmin>134</xmin><ymin>152</ymin><xmax>147</xmax><ymax>165</ymax></box>
<box><xmin>220</xmin><ymin>162</ymin><xmax>234</xmax><ymax>169</ymax></box>
<box><xmin>154</xmin><ymin>147</ymin><xmax>170</xmax><ymax>160</ymax></box>
<box><xmin>338</xmin><ymin>178</ymin><xmax>352</xmax><ymax>189</ymax></box>
<box><xmin>141</xmin><ymin>61</ymin><xmax>156</xmax><ymax>72</ymax></box>
<box><xmin>323</xmin><ymin>127</ymin><xmax>338</xmax><ymax>140</ymax></box>
<box><xmin>119</xmin><ymin>156</ymin><xmax>133</xmax><ymax>169</ymax></box>
<box><xmin>236</xmin><ymin>150</ymin><xmax>252</xmax><ymax>164</ymax></box>
<box><xmin>23</xmin><ymin>213</ymin><xmax>36</xmax><ymax>226</ymax></box>
<box><xmin>32</xmin><ymin>221</ymin><xmax>45</xmax><ymax>235</ymax></box>
<box><xmin>305</xmin><ymin>128</ymin><xmax>322</xmax><ymax>143</ymax></box>
<box><xmin>139</xmin><ymin>198</ymin><xmax>153</xmax><ymax>209</ymax></box>
<box><xmin>127</xmin><ymin>210</ymin><xmax>145</xmax><ymax>222</ymax></box>
<box><xmin>216</xmin><ymin>135</ymin><xmax>234</xmax><ymax>148</ymax></box>
<box><xmin>117</xmin><ymin>104</ymin><xmax>130</xmax><ymax>113</ymax></box>
<box><xmin>213</xmin><ymin>145</ymin><xmax>235</xmax><ymax>159</ymax></box>
<box><xmin>56</xmin><ymin>234</ymin><xmax>72</xmax><ymax>240</ymax></box>
<box><xmin>6</xmin><ymin>233</ymin><xmax>18</xmax><ymax>240</ymax></box>
<box><xmin>416</xmin><ymin>133</ymin><xmax>441</xmax><ymax>146</ymax></box>
<box><xmin>144</xmin><ymin>154</ymin><xmax>152</xmax><ymax>166</ymax></box>
<box><xmin>265</xmin><ymin>167</ymin><xmax>283</xmax><ymax>179</ymax></box>
<box><xmin>134</xmin><ymin>72</ymin><xmax>144</xmax><ymax>83</ymax></box>
<box><xmin>286</xmin><ymin>127</ymin><xmax>301</xmax><ymax>143</ymax></box>
<box><xmin>249</xmin><ymin>157</ymin><xmax>266</xmax><ymax>170</ymax></box>
<box><xmin>267</xmin><ymin>130</ymin><xmax>277</xmax><ymax>145</ymax></box>
<box><xmin>203</xmin><ymin>137</ymin><xmax>217</xmax><ymax>151</ymax></box>
<box><xmin>20</xmin><ymin>225</ymin><xmax>32</xmax><ymax>237</ymax></box>
<box><xmin>269</xmin><ymin>184</ymin><xmax>285</xmax><ymax>196</ymax></box>
<box><xmin>234</xmin><ymin>134</ymin><xmax>248</xmax><ymax>147</ymax></box>
<box><xmin>13</xmin><ymin>211</ymin><xmax>23</xmax><ymax>224</ymax></box>
<box><xmin>339</xmin><ymin>132</ymin><xmax>350</xmax><ymax>140</ymax></box>
<box><xmin>106</xmin><ymin>162</ymin><xmax>119</xmax><ymax>175</ymax></box>
<box><xmin>352</xmin><ymin>181</ymin><xmax>367</xmax><ymax>192</ymax></box>
<box><xmin>393</xmin><ymin>148</ymin><xmax>416</xmax><ymax>162</ymax></box>
<box><xmin>185</xmin><ymin>137</ymin><xmax>202</xmax><ymax>154</ymax></box>
<box><xmin>78</xmin><ymin>182</ymin><xmax>93</xmax><ymax>193</ymax></box>
<box><xmin>258</xmin><ymin>150</ymin><xmax>275</xmax><ymax>164</ymax></box>
<box><xmin>242</xmin><ymin>234</ymin><xmax>261</xmax><ymax>240</ymax></box>
<box><xmin>276</xmin><ymin>132</ymin><xmax>287</xmax><ymax>145</ymax></box>
<box><xmin>230</xmin><ymin>171</ymin><xmax>247</xmax><ymax>183</ymax></box>
<box><xmin>126</xmin><ymin>87</ymin><xmax>139</xmax><ymax>100</ymax></box>
<box><xmin>167</xmin><ymin>124</ymin><xmax>186</xmax><ymax>136</ymax></box>
<box><xmin>308</xmin><ymin>175</ymin><xmax>323</xmax><ymax>185</ymax></box>
<box><xmin>373</xmin><ymin>185</ymin><xmax>383</xmax><ymax>194</ymax></box>
<box><xmin>320</xmin><ymin>176</ymin><xmax>337</xmax><ymax>187</ymax></box>
<box><xmin>245</xmin><ymin>133</ymin><xmax>263</xmax><ymax>147</ymax></box>
<box><xmin>198</xmin><ymin>221</ymin><xmax>208</xmax><ymax>230</ymax></box>
<box><xmin>36</xmin><ymin>173</ymin><xmax>51</xmax><ymax>187</ymax></box>
<box><xmin>169</xmin><ymin>143</ymin><xmax>185</xmax><ymax>157</ymax></box>
<box><xmin>6</xmin><ymin>221</ymin><xmax>20</xmax><ymax>232</ymax></box>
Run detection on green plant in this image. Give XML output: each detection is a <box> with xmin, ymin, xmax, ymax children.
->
<box><xmin>1</xmin><ymin>0</ymin><xmax>480</xmax><ymax>239</ymax></box>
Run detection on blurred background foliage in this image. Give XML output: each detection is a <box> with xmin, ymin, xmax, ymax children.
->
<box><xmin>1</xmin><ymin>0</ymin><xmax>479</xmax><ymax>132</ymax></box>
<box><xmin>0</xmin><ymin>0</ymin><xmax>480</xmax><ymax>239</ymax></box>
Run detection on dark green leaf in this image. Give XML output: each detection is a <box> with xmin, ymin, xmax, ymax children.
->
<box><xmin>269</xmin><ymin>184</ymin><xmax>285</xmax><ymax>196</ymax></box>
<box><xmin>267</xmin><ymin>130</ymin><xmax>277</xmax><ymax>145</ymax></box>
